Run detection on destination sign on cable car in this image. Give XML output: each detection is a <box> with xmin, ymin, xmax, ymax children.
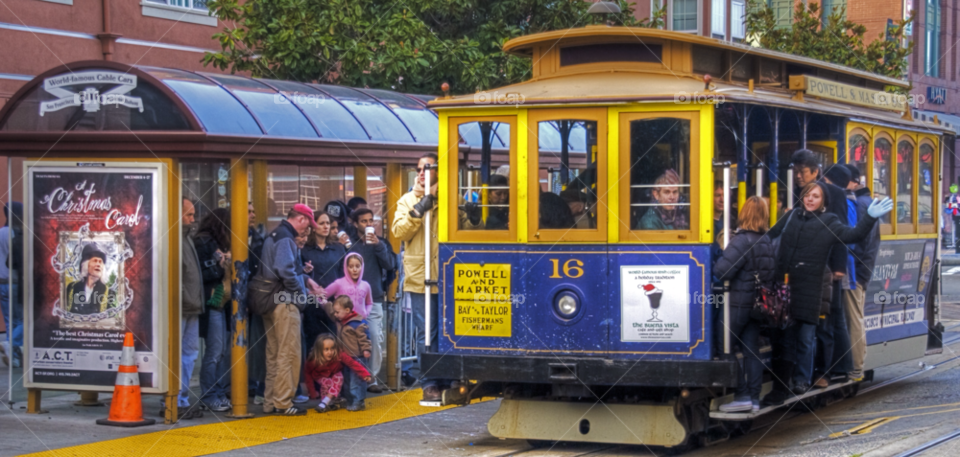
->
<box><xmin>788</xmin><ymin>75</ymin><xmax>908</xmax><ymax>112</ymax></box>
<box><xmin>453</xmin><ymin>263</ymin><xmax>512</xmax><ymax>337</ymax></box>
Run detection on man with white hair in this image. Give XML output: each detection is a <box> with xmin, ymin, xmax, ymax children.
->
<box><xmin>66</xmin><ymin>243</ymin><xmax>113</xmax><ymax>315</ymax></box>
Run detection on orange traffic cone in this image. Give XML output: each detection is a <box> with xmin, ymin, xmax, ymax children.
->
<box><xmin>97</xmin><ymin>332</ymin><xmax>156</xmax><ymax>427</ymax></box>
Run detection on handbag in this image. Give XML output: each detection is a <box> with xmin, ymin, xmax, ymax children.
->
<box><xmin>248</xmin><ymin>275</ymin><xmax>283</xmax><ymax>316</ymax></box>
<box><xmin>753</xmin><ymin>273</ymin><xmax>791</xmax><ymax>329</ymax></box>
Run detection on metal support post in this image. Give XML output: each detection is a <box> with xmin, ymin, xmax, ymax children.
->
<box><xmin>227</xmin><ymin>158</ymin><xmax>253</xmax><ymax>419</ymax></box>
<box><xmin>722</xmin><ymin>165</ymin><xmax>731</xmax><ymax>355</ymax></box>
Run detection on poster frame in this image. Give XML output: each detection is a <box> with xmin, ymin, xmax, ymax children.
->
<box><xmin>23</xmin><ymin>160</ymin><xmax>168</xmax><ymax>393</ymax></box>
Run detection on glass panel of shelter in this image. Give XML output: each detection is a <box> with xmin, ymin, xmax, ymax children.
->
<box><xmin>261</xmin><ymin>164</ymin><xmax>385</xmax><ymax>234</ymax></box>
<box><xmin>536</xmin><ymin>120</ymin><xmax>598</xmax><ymax>230</ymax></box>
<box><xmin>456</xmin><ymin>121</ymin><xmax>510</xmax><ymax>231</ymax></box>
<box><xmin>628</xmin><ymin>118</ymin><xmax>691</xmax><ymax>231</ymax></box>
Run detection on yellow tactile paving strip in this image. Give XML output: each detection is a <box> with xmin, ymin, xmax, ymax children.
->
<box><xmin>25</xmin><ymin>389</ymin><xmax>486</xmax><ymax>457</ymax></box>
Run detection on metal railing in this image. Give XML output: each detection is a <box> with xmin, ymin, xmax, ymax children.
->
<box><xmin>388</xmin><ymin>295</ymin><xmax>420</xmax><ymax>391</ymax></box>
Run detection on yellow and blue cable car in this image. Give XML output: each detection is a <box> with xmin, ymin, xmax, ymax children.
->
<box><xmin>422</xmin><ymin>24</ymin><xmax>953</xmax><ymax>448</ymax></box>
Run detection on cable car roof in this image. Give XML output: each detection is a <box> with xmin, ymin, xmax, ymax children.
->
<box><xmin>500</xmin><ymin>26</ymin><xmax>909</xmax><ymax>89</ymax></box>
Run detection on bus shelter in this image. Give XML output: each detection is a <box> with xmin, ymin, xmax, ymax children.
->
<box><xmin>0</xmin><ymin>60</ymin><xmax>447</xmax><ymax>422</ymax></box>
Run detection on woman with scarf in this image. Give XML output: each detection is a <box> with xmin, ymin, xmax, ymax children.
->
<box><xmin>639</xmin><ymin>169</ymin><xmax>689</xmax><ymax>230</ymax></box>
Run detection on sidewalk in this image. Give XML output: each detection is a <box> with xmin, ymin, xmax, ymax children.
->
<box><xmin>0</xmin><ymin>364</ymin><xmax>444</xmax><ymax>457</ymax></box>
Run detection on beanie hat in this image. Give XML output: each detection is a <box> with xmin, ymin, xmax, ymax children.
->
<box><xmin>823</xmin><ymin>164</ymin><xmax>851</xmax><ymax>189</ymax></box>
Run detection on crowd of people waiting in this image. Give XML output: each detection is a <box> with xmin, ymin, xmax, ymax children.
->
<box><xmin>713</xmin><ymin>149</ymin><xmax>891</xmax><ymax>413</ymax></box>
<box><xmin>175</xmin><ymin>155</ymin><xmax>446</xmax><ymax>418</ymax></box>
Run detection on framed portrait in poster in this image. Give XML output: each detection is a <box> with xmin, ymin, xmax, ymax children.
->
<box><xmin>25</xmin><ymin>162</ymin><xmax>167</xmax><ymax>392</ymax></box>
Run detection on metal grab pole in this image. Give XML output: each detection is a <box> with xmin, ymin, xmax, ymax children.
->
<box><xmin>723</xmin><ymin>166</ymin><xmax>731</xmax><ymax>355</ymax></box>
<box><xmin>787</xmin><ymin>164</ymin><xmax>795</xmax><ymax>210</ymax></box>
<box><xmin>424</xmin><ymin>165</ymin><xmax>433</xmax><ymax>348</ymax></box>
<box><xmin>755</xmin><ymin>164</ymin><xmax>763</xmax><ymax>198</ymax></box>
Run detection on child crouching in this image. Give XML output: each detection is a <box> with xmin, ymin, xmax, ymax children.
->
<box><xmin>305</xmin><ymin>333</ymin><xmax>372</xmax><ymax>413</ymax></box>
<box><xmin>322</xmin><ymin>295</ymin><xmax>373</xmax><ymax>411</ymax></box>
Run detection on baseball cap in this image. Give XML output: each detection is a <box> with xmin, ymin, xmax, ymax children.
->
<box><xmin>291</xmin><ymin>203</ymin><xmax>319</xmax><ymax>228</ymax></box>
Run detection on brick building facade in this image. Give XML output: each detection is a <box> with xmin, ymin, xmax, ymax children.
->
<box><xmin>0</xmin><ymin>0</ymin><xmax>228</xmax><ymax>110</ymax></box>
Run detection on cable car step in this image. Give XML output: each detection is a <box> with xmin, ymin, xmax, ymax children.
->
<box><xmin>709</xmin><ymin>378</ymin><xmax>859</xmax><ymax>421</ymax></box>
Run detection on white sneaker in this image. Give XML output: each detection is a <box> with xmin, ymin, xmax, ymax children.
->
<box><xmin>752</xmin><ymin>400</ymin><xmax>760</xmax><ymax>413</ymax></box>
<box><xmin>719</xmin><ymin>400</ymin><xmax>753</xmax><ymax>413</ymax></box>
<box><xmin>254</xmin><ymin>396</ymin><xmax>264</xmax><ymax>405</ymax></box>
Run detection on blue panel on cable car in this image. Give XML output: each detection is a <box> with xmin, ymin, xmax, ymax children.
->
<box><xmin>436</xmin><ymin>243</ymin><xmax>713</xmax><ymax>361</ymax></box>
<box><xmin>607</xmin><ymin>244</ymin><xmax>713</xmax><ymax>360</ymax></box>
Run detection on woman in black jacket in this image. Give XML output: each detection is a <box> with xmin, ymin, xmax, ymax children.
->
<box><xmin>766</xmin><ymin>182</ymin><xmax>891</xmax><ymax>395</ymax></box>
<box><xmin>300</xmin><ymin>212</ymin><xmax>344</xmax><ymax>347</ymax></box>
<box><xmin>713</xmin><ymin>196</ymin><xmax>776</xmax><ymax>413</ymax></box>
<box><xmin>193</xmin><ymin>208</ymin><xmax>233</xmax><ymax>412</ymax></box>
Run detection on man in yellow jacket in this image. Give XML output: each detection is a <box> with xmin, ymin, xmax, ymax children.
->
<box><xmin>392</xmin><ymin>152</ymin><xmax>445</xmax><ymax>402</ymax></box>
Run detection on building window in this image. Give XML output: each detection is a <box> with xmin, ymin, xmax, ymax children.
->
<box><xmin>145</xmin><ymin>0</ymin><xmax>208</xmax><ymax>10</ymax></box>
<box><xmin>731</xmin><ymin>0</ymin><xmax>746</xmax><ymax>40</ymax></box>
<box><xmin>141</xmin><ymin>0</ymin><xmax>217</xmax><ymax>26</ymax></box>
<box><xmin>672</xmin><ymin>0</ymin><xmax>699</xmax><ymax>32</ymax></box>
<box><xmin>925</xmin><ymin>0</ymin><xmax>942</xmax><ymax>77</ymax></box>
<box><xmin>711</xmin><ymin>0</ymin><xmax>725</xmax><ymax>38</ymax></box>
<box><xmin>820</xmin><ymin>0</ymin><xmax>847</xmax><ymax>24</ymax></box>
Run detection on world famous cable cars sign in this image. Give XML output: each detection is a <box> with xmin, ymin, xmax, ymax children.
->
<box><xmin>24</xmin><ymin>162</ymin><xmax>166</xmax><ymax>392</ymax></box>
<box><xmin>39</xmin><ymin>70</ymin><xmax>144</xmax><ymax>116</ymax></box>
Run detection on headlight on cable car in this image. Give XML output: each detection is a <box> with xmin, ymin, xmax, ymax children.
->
<box><xmin>555</xmin><ymin>291</ymin><xmax>580</xmax><ymax>319</ymax></box>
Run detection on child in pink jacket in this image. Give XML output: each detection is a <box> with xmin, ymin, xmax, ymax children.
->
<box><xmin>324</xmin><ymin>252</ymin><xmax>374</xmax><ymax>319</ymax></box>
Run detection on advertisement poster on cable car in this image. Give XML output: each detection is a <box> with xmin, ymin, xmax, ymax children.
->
<box><xmin>25</xmin><ymin>162</ymin><xmax>165</xmax><ymax>392</ymax></box>
<box><xmin>620</xmin><ymin>265</ymin><xmax>690</xmax><ymax>343</ymax></box>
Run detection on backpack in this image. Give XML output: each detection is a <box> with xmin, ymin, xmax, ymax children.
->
<box><xmin>247</xmin><ymin>224</ymin><xmax>295</xmax><ymax>316</ymax></box>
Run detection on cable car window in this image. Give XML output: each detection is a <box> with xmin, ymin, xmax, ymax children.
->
<box><xmin>457</xmin><ymin>121</ymin><xmax>511</xmax><ymax>232</ymax></box>
<box><xmin>919</xmin><ymin>142</ymin><xmax>934</xmax><ymax>225</ymax></box>
<box><xmin>849</xmin><ymin>133</ymin><xmax>869</xmax><ymax>186</ymax></box>
<box><xmin>536</xmin><ymin>120</ymin><xmax>598</xmax><ymax>230</ymax></box>
<box><xmin>874</xmin><ymin>136</ymin><xmax>892</xmax><ymax>226</ymax></box>
<box><xmin>628</xmin><ymin>118</ymin><xmax>691</xmax><ymax>231</ymax></box>
<box><xmin>897</xmin><ymin>139</ymin><xmax>915</xmax><ymax>225</ymax></box>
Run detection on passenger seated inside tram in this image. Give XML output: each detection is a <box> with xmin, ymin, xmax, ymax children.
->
<box><xmin>485</xmin><ymin>174</ymin><xmax>509</xmax><ymax>230</ymax></box>
<box><xmin>561</xmin><ymin>187</ymin><xmax>593</xmax><ymax>229</ymax></box>
<box><xmin>638</xmin><ymin>169</ymin><xmax>689</xmax><ymax>230</ymax></box>
<box><xmin>540</xmin><ymin>192</ymin><xmax>575</xmax><ymax>229</ymax></box>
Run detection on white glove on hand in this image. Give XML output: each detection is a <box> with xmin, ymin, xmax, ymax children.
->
<box><xmin>867</xmin><ymin>197</ymin><xmax>894</xmax><ymax>218</ymax></box>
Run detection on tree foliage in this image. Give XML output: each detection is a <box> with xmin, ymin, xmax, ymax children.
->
<box><xmin>203</xmin><ymin>0</ymin><xmax>662</xmax><ymax>95</ymax></box>
<box><xmin>745</xmin><ymin>1</ymin><xmax>914</xmax><ymax>81</ymax></box>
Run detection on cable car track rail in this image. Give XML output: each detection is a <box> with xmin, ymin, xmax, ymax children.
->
<box><xmin>892</xmin><ymin>429</ymin><xmax>960</xmax><ymax>457</ymax></box>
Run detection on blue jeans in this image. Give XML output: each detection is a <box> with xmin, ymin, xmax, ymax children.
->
<box><xmin>179</xmin><ymin>315</ymin><xmax>200</xmax><ymax>406</ymax></box>
<box><xmin>720</xmin><ymin>307</ymin><xmax>763</xmax><ymax>402</ymax></box>
<box><xmin>1</xmin><ymin>283</ymin><xmax>23</xmax><ymax>348</ymax></box>
<box><xmin>793</xmin><ymin>322</ymin><xmax>818</xmax><ymax>386</ymax></box>
<box><xmin>342</xmin><ymin>357</ymin><xmax>368</xmax><ymax>407</ymax></box>
<box><xmin>200</xmin><ymin>308</ymin><xmax>231</xmax><ymax>404</ymax></box>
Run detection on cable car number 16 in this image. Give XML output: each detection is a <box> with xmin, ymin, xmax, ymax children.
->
<box><xmin>548</xmin><ymin>259</ymin><xmax>584</xmax><ymax>279</ymax></box>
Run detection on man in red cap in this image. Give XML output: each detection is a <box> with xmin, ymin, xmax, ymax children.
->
<box><xmin>256</xmin><ymin>203</ymin><xmax>322</xmax><ymax>415</ymax></box>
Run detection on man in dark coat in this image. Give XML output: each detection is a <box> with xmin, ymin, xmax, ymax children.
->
<box><xmin>67</xmin><ymin>243</ymin><xmax>113</xmax><ymax>315</ymax></box>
